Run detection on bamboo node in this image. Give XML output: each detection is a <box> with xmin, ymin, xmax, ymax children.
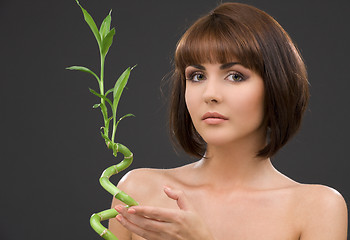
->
<box><xmin>114</xmin><ymin>190</ymin><xmax>121</xmax><ymax>198</ymax></box>
<box><xmin>100</xmin><ymin>228</ymin><xmax>108</xmax><ymax>237</ymax></box>
<box><xmin>124</xmin><ymin>153</ymin><xmax>133</xmax><ymax>159</ymax></box>
<box><xmin>114</xmin><ymin>165</ymin><xmax>119</xmax><ymax>174</ymax></box>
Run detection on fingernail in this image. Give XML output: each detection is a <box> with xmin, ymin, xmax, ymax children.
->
<box><xmin>115</xmin><ymin>205</ymin><xmax>123</xmax><ymax>213</ymax></box>
<box><xmin>127</xmin><ymin>208</ymin><xmax>136</xmax><ymax>214</ymax></box>
<box><xmin>116</xmin><ymin>214</ymin><xmax>122</xmax><ymax>221</ymax></box>
<box><xmin>164</xmin><ymin>186</ymin><xmax>171</xmax><ymax>191</ymax></box>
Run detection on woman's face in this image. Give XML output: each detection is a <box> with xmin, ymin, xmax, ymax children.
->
<box><xmin>185</xmin><ymin>62</ymin><xmax>266</xmax><ymax>147</ymax></box>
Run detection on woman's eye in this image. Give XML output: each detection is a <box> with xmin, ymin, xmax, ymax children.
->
<box><xmin>187</xmin><ymin>72</ymin><xmax>206</xmax><ymax>82</ymax></box>
<box><xmin>227</xmin><ymin>72</ymin><xmax>245</xmax><ymax>82</ymax></box>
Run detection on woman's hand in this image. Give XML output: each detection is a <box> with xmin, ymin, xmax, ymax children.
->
<box><xmin>114</xmin><ymin>187</ymin><xmax>215</xmax><ymax>240</ymax></box>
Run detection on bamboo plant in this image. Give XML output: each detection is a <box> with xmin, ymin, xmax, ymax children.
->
<box><xmin>67</xmin><ymin>1</ymin><xmax>138</xmax><ymax>239</ymax></box>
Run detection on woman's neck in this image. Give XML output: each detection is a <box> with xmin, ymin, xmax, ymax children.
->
<box><xmin>192</xmin><ymin>139</ymin><xmax>277</xmax><ymax>190</ymax></box>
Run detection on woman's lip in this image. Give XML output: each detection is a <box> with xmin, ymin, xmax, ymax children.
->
<box><xmin>203</xmin><ymin>118</ymin><xmax>227</xmax><ymax>124</ymax></box>
<box><xmin>201</xmin><ymin>112</ymin><xmax>228</xmax><ymax>120</ymax></box>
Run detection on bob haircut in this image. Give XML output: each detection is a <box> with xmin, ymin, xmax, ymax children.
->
<box><xmin>169</xmin><ymin>2</ymin><xmax>309</xmax><ymax>159</ymax></box>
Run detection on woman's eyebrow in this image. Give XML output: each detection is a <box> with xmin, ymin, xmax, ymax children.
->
<box><xmin>220</xmin><ymin>62</ymin><xmax>241</xmax><ymax>69</ymax></box>
<box><xmin>188</xmin><ymin>64</ymin><xmax>206</xmax><ymax>70</ymax></box>
<box><xmin>188</xmin><ymin>62</ymin><xmax>241</xmax><ymax>70</ymax></box>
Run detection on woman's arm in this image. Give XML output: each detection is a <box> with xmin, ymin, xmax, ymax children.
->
<box><xmin>115</xmin><ymin>187</ymin><xmax>216</xmax><ymax>240</ymax></box>
<box><xmin>300</xmin><ymin>185</ymin><xmax>348</xmax><ymax>240</ymax></box>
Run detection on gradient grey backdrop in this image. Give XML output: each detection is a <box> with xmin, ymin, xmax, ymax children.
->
<box><xmin>1</xmin><ymin>0</ymin><xmax>349</xmax><ymax>239</ymax></box>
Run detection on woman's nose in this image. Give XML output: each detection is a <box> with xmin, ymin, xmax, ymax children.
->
<box><xmin>203</xmin><ymin>79</ymin><xmax>222</xmax><ymax>104</ymax></box>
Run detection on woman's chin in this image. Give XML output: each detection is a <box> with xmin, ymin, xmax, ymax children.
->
<box><xmin>202</xmin><ymin>136</ymin><xmax>235</xmax><ymax>147</ymax></box>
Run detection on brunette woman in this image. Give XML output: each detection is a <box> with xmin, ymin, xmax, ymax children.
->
<box><xmin>109</xmin><ymin>3</ymin><xmax>348</xmax><ymax>240</ymax></box>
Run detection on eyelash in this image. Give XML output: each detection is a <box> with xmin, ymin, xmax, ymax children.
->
<box><xmin>186</xmin><ymin>71</ymin><xmax>246</xmax><ymax>83</ymax></box>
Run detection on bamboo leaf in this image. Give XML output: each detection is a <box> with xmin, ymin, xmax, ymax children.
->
<box><xmin>100</xmin><ymin>131</ymin><xmax>110</xmax><ymax>142</ymax></box>
<box><xmin>75</xmin><ymin>0</ymin><xmax>101</xmax><ymax>47</ymax></box>
<box><xmin>113</xmin><ymin>67</ymin><xmax>131</xmax><ymax>98</ymax></box>
<box><xmin>112</xmin><ymin>67</ymin><xmax>131</xmax><ymax>117</ymax></box>
<box><xmin>99</xmin><ymin>10</ymin><xmax>112</xmax><ymax>39</ymax></box>
<box><xmin>89</xmin><ymin>88</ymin><xmax>113</xmax><ymax>108</ymax></box>
<box><xmin>66</xmin><ymin>66</ymin><xmax>100</xmax><ymax>83</ymax></box>
<box><xmin>93</xmin><ymin>103</ymin><xmax>100</xmax><ymax>108</ymax></box>
<box><xmin>117</xmin><ymin>113</ymin><xmax>135</xmax><ymax>125</ymax></box>
<box><xmin>101</xmin><ymin>28</ymin><xmax>116</xmax><ymax>57</ymax></box>
<box><xmin>131</xmin><ymin>64</ymin><xmax>137</xmax><ymax>71</ymax></box>
<box><xmin>119</xmin><ymin>113</ymin><xmax>135</xmax><ymax>122</ymax></box>
<box><xmin>105</xmin><ymin>116</ymin><xmax>113</xmax><ymax>133</ymax></box>
<box><xmin>105</xmin><ymin>87</ymin><xmax>114</xmax><ymax>97</ymax></box>
<box><xmin>114</xmin><ymin>114</ymin><xmax>135</xmax><ymax>137</ymax></box>
<box><xmin>100</xmin><ymin>103</ymin><xmax>109</xmax><ymax>134</ymax></box>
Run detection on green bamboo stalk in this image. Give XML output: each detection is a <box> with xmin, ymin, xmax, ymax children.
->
<box><xmin>66</xmin><ymin>1</ymin><xmax>138</xmax><ymax>239</ymax></box>
<box><xmin>91</xmin><ymin>142</ymin><xmax>138</xmax><ymax>239</ymax></box>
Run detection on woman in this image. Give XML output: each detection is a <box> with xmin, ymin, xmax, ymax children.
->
<box><xmin>109</xmin><ymin>2</ymin><xmax>348</xmax><ymax>239</ymax></box>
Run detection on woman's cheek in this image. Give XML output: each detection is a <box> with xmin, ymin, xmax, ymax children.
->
<box><xmin>185</xmin><ymin>88</ymin><xmax>200</xmax><ymax>119</ymax></box>
<box><xmin>234</xmin><ymin>84</ymin><xmax>264</xmax><ymax>120</ymax></box>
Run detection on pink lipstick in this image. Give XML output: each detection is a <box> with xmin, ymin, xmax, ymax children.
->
<box><xmin>201</xmin><ymin>112</ymin><xmax>228</xmax><ymax>124</ymax></box>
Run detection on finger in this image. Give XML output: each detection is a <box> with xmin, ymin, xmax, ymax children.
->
<box><xmin>117</xmin><ymin>205</ymin><xmax>172</xmax><ymax>231</ymax></box>
<box><xmin>164</xmin><ymin>187</ymin><xmax>192</xmax><ymax>211</ymax></box>
<box><xmin>114</xmin><ymin>204</ymin><xmax>125</xmax><ymax>214</ymax></box>
<box><xmin>115</xmin><ymin>205</ymin><xmax>137</xmax><ymax>221</ymax></box>
<box><xmin>116</xmin><ymin>205</ymin><xmax>166</xmax><ymax>238</ymax></box>
<box><xmin>115</xmin><ymin>204</ymin><xmax>137</xmax><ymax>223</ymax></box>
<box><xmin>116</xmin><ymin>214</ymin><xmax>162</xmax><ymax>240</ymax></box>
<box><xmin>128</xmin><ymin>206</ymin><xmax>181</xmax><ymax>223</ymax></box>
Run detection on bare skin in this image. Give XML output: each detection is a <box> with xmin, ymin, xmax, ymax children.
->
<box><xmin>110</xmin><ymin>163</ymin><xmax>347</xmax><ymax>240</ymax></box>
<box><xmin>109</xmin><ymin>63</ymin><xmax>347</xmax><ymax>239</ymax></box>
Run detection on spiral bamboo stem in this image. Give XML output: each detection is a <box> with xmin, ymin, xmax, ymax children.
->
<box><xmin>90</xmin><ymin>142</ymin><xmax>138</xmax><ymax>239</ymax></box>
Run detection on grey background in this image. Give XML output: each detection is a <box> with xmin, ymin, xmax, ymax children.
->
<box><xmin>0</xmin><ymin>0</ymin><xmax>349</xmax><ymax>239</ymax></box>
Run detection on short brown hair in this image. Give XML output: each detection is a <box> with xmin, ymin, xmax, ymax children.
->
<box><xmin>169</xmin><ymin>2</ymin><xmax>309</xmax><ymax>159</ymax></box>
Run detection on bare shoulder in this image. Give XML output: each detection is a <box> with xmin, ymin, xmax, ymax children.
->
<box><xmin>295</xmin><ymin>184</ymin><xmax>347</xmax><ymax>210</ymax></box>
<box><xmin>294</xmin><ymin>184</ymin><xmax>348</xmax><ymax>239</ymax></box>
<box><xmin>109</xmin><ymin>168</ymin><xmax>171</xmax><ymax>239</ymax></box>
<box><xmin>118</xmin><ymin>168</ymin><xmax>165</xmax><ymax>189</ymax></box>
<box><xmin>116</xmin><ymin>166</ymin><xmax>190</xmax><ymax>206</ymax></box>
<box><xmin>117</xmin><ymin>168</ymin><xmax>164</xmax><ymax>200</ymax></box>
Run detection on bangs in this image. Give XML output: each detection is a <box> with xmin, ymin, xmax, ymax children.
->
<box><xmin>175</xmin><ymin>13</ymin><xmax>263</xmax><ymax>75</ymax></box>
